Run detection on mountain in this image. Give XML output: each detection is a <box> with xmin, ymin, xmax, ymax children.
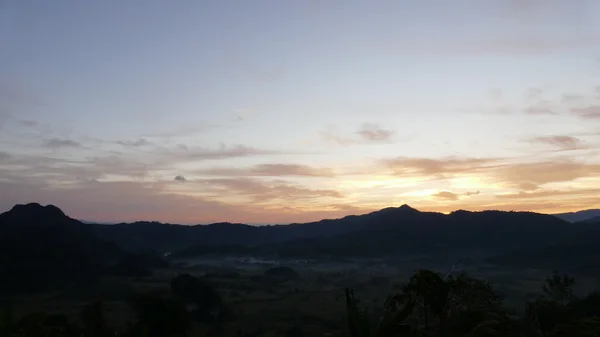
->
<box><xmin>580</xmin><ymin>215</ymin><xmax>600</xmax><ymax>224</ymax></box>
<box><xmin>158</xmin><ymin>207</ymin><xmax>587</xmax><ymax>260</ymax></box>
<box><xmin>5</xmin><ymin>203</ymin><xmax>598</xmax><ymax>282</ymax></box>
<box><xmin>0</xmin><ymin>203</ymin><xmax>162</xmax><ymax>293</ymax></box>
<box><xmin>91</xmin><ymin>205</ymin><xmax>429</xmax><ymax>253</ymax></box>
<box><xmin>554</xmin><ymin>209</ymin><xmax>600</xmax><ymax>223</ymax></box>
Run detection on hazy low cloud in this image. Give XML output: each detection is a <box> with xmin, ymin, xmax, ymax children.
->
<box><xmin>319</xmin><ymin>129</ymin><xmax>357</xmax><ymax>146</ymax></box>
<box><xmin>20</xmin><ymin>120</ymin><xmax>38</xmax><ymax>127</ymax></box>
<box><xmin>495</xmin><ymin>188</ymin><xmax>600</xmax><ymax>200</ymax></box>
<box><xmin>572</xmin><ymin>106</ymin><xmax>600</xmax><ymax>119</ymax></box>
<box><xmin>164</xmin><ymin>144</ymin><xmax>281</xmax><ymax>162</ymax></box>
<box><xmin>174</xmin><ymin>175</ymin><xmax>187</xmax><ymax>182</ymax></box>
<box><xmin>381</xmin><ymin>156</ymin><xmax>498</xmax><ymax>177</ymax></box>
<box><xmin>117</xmin><ymin>138</ymin><xmax>153</xmax><ymax>147</ymax></box>
<box><xmin>320</xmin><ymin>123</ymin><xmax>397</xmax><ymax>146</ymax></box>
<box><xmin>495</xmin><ymin>160</ymin><xmax>600</xmax><ymax>190</ymax></box>
<box><xmin>196</xmin><ymin>178</ymin><xmax>343</xmax><ymax>202</ymax></box>
<box><xmin>527</xmin><ymin>135</ymin><xmax>587</xmax><ymax>151</ymax></box>
<box><xmin>377</xmin><ymin>155</ymin><xmax>600</xmax><ymax>192</ymax></box>
<box><xmin>197</xmin><ymin>163</ymin><xmax>336</xmax><ymax>178</ymax></box>
<box><xmin>562</xmin><ymin>94</ymin><xmax>584</xmax><ymax>103</ymax></box>
<box><xmin>433</xmin><ymin>190</ymin><xmax>481</xmax><ymax>201</ymax></box>
<box><xmin>433</xmin><ymin>191</ymin><xmax>459</xmax><ymax>201</ymax></box>
<box><xmin>356</xmin><ymin>123</ymin><xmax>395</xmax><ymax>142</ymax></box>
<box><xmin>461</xmin><ymin>35</ymin><xmax>600</xmax><ymax>54</ymax></box>
<box><xmin>45</xmin><ymin>138</ymin><xmax>82</xmax><ymax>149</ymax></box>
<box><xmin>524</xmin><ymin>105</ymin><xmax>556</xmax><ymax>115</ymax></box>
<box><xmin>525</xmin><ymin>87</ymin><xmax>544</xmax><ymax>100</ymax></box>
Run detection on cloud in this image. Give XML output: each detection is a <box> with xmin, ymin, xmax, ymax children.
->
<box><xmin>117</xmin><ymin>138</ymin><xmax>153</xmax><ymax>147</ymax></box>
<box><xmin>433</xmin><ymin>191</ymin><xmax>459</xmax><ymax>201</ymax></box>
<box><xmin>0</xmin><ymin>153</ymin><xmax>151</xmax><ymax>183</ymax></box>
<box><xmin>562</xmin><ymin>94</ymin><xmax>583</xmax><ymax>103</ymax></box>
<box><xmin>319</xmin><ymin>129</ymin><xmax>357</xmax><ymax>146</ymax></box>
<box><xmin>459</xmin><ymin>35</ymin><xmax>600</xmax><ymax>54</ymax></box>
<box><xmin>526</xmin><ymin>135</ymin><xmax>588</xmax><ymax>151</ymax></box>
<box><xmin>44</xmin><ymin>138</ymin><xmax>82</xmax><ymax>149</ymax></box>
<box><xmin>526</xmin><ymin>87</ymin><xmax>544</xmax><ymax>100</ymax></box>
<box><xmin>495</xmin><ymin>188</ymin><xmax>600</xmax><ymax>200</ymax></box>
<box><xmin>174</xmin><ymin>175</ymin><xmax>187</xmax><ymax>182</ymax></box>
<box><xmin>380</xmin><ymin>157</ymin><xmax>499</xmax><ymax>177</ymax></box>
<box><xmin>432</xmin><ymin>190</ymin><xmax>480</xmax><ymax>201</ymax></box>
<box><xmin>196</xmin><ymin>178</ymin><xmax>343</xmax><ymax>202</ymax></box>
<box><xmin>196</xmin><ymin>163</ymin><xmax>336</xmax><ymax>178</ymax></box>
<box><xmin>320</xmin><ymin>123</ymin><xmax>398</xmax><ymax>146</ymax></box>
<box><xmin>524</xmin><ymin>105</ymin><xmax>556</xmax><ymax>115</ymax></box>
<box><xmin>356</xmin><ymin>123</ymin><xmax>395</xmax><ymax>143</ymax></box>
<box><xmin>19</xmin><ymin>120</ymin><xmax>38</xmax><ymax>127</ymax></box>
<box><xmin>489</xmin><ymin>88</ymin><xmax>503</xmax><ymax>100</ymax></box>
<box><xmin>572</xmin><ymin>106</ymin><xmax>600</xmax><ymax>119</ymax></box>
<box><xmin>495</xmin><ymin>160</ymin><xmax>600</xmax><ymax>190</ymax></box>
<box><xmin>0</xmin><ymin>152</ymin><xmax>10</xmax><ymax>161</ymax></box>
<box><xmin>163</xmin><ymin>144</ymin><xmax>282</xmax><ymax>162</ymax></box>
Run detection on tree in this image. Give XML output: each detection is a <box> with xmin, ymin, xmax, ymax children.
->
<box><xmin>81</xmin><ymin>301</ymin><xmax>106</xmax><ymax>336</ymax></box>
<box><xmin>170</xmin><ymin>274</ymin><xmax>225</xmax><ymax>323</ymax></box>
<box><xmin>131</xmin><ymin>294</ymin><xmax>191</xmax><ymax>337</ymax></box>
<box><xmin>542</xmin><ymin>270</ymin><xmax>575</xmax><ymax>305</ymax></box>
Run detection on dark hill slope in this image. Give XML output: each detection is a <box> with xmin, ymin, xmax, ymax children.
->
<box><xmin>174</xmin><ymin>208</ymin><xmax>580</xmax><ymax>259</ymax></box>
<box><xmin>0</xmin><ymin>203</ymin><xmax>124</xmax><ymax>293</ymax></box>
<box><xmin>91</xmin><ymin>205</ymin><xmax>435</xmax><ymax>253</ymax></box>
<box><xmin>554</xmin><ymin>209</ymin><xmax>600</xmax><ymax>223</ymax></box>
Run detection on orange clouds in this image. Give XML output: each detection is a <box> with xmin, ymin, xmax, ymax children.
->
<box><xmin>495</xmin><ymin>160</ymin><xmax>600</xmax><ymax>190</ymax></box>
<box><xmin>196</xmin><ymin>163</ymin><xmax>336</xmax><ymax>177</ymax></box>
<box><xmin>380</xmin><ymin>157</ymin><xmax>498</xmax><ymax>177</ymax></box>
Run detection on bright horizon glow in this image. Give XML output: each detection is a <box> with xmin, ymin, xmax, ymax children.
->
<box><xmin>1</xmin><ymin>1</ymin><xmax>600</xmax><ymax>224</ymax></box>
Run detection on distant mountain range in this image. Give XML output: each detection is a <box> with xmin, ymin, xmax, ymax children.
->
<box><xmin>2</xmin><ymin>202</ymin><xmax>600</xmax><ymax>294</ymax></box>
<box><xmin>553</xmin><ymin>209</ymin><xmax>600</xmax><ymax>223</ymax></box>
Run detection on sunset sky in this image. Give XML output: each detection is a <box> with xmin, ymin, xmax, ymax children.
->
<box><xmin>1</xmin><ymin>0</ymin><xmax>599</xmax><ymax>224</ymax></box>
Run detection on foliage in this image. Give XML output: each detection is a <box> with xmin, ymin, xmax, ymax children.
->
<box><xmin>345</xmin><ymin>269</ymin><xmax>600</xmax><ymax>337</ymax></box>
<box><xmin>130</xmin><ymin>294</ymin><xmax>191</xmax><ymax>337</ymax></box>
<box><xmin>541</xmin><ymin>270</ymin><xmax>575</xmax><ymax>304</ymax></box>
<box><xmin>170</xmin><ymin>273</ymin><xmax>227</xmax><ymax>323</ymax></box>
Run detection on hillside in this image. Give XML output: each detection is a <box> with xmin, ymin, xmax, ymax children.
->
<box><xmin>0</xmin><ymin>203</ymin><xmax>164</xmax><ymax>293</ymax></box>
<box><xmin>554</xmin><ymin>209</ymin><xmax>600</xmax><ymax>223</ymax></box>
<box><xmin>173</xmin><ymin>208</ymin><xmax>585</xmax><ymax>259</ymax></box>
<box><xmin>91</xmin><ymin>205</ymin><xmax>433</xmax><ymax>253</ymax></box>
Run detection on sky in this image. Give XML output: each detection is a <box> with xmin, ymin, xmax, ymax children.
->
<box><xmin>1</xmin><ymin>0</ymin><xmax>600</xmax><ymax>224</ymax></box>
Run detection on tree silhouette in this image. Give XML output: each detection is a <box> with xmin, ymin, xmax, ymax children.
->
<box><xmin>170</xmin><ymin>273</ymin><xmax>224</xmax><ymax>323</ymax></box>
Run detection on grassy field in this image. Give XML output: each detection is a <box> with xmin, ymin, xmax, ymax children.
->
<box><xmin>6</xmin><ymin>258</ymin><xmax>598</xmax><ymax>337</ymax></box>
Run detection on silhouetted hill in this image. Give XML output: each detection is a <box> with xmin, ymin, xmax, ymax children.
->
<box><xmin>579</xmin><ymin>215</ymin><xmax>600</xmax><ymax>224</ymax></box>
<box><xmin>0</xmin><ymin>203</ymin><xmax>167</xmax><ymax>293</ymax></box>
<box><xmin>554</xmin><ymin>209</ymin><xmax>600</xmax><ymax>223</ymax></box>
<box><xmin>92</xmin><ymin>204</ymin><xmax>436</xmax><ymax>253</ymax></box>
<box><xmin>173</xmin><ymin>208</ymin><xmax>584</xmax><ymax>259</ymax></box>
<box><xmin>0</xmin><ymin>203</ymin><xmax>120</xmax><ymax>292</ymax></box>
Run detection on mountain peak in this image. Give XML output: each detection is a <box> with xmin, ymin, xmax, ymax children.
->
<box><xmin>3</xmin><ymin>203</ymin><xmax>67</xmax><ymax>221</ymax></box>
<box><xmin>398</xmin><ymin>204</ymin><xmax>418</xmax><ymax>212</ymax></box>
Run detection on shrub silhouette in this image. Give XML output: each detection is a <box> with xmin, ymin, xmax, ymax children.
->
<box><xmin>170</xmin><ymin>273</ymin><xmax>227</xmax><ymax>323</ymax></box>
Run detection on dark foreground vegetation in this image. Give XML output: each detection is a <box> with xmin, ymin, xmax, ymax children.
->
<box><xmin>2</xmin><ymin>269</ymin><xmax>600</xmax><ymax>337</ymax></box>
